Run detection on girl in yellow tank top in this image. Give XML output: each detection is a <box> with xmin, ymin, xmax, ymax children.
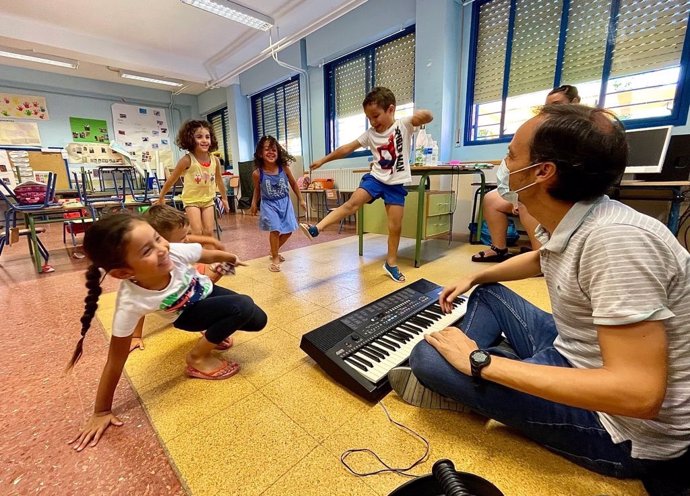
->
<box><xmin>158</xmin><ymin>120</ymin><xmax>229</xmax><ymax>239</ymax></box>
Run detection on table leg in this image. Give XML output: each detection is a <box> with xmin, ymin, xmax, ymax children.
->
<box><xmin>414</xmin><ymin>176</ymin><xmax>428</xmax><ymax>268</ymax></box>
<box><xmin>474</xmin><ymin>171</ymin><xmax>486</xmax><ymax>243</ymax></box>
<box><xmin>358</xmin><ymin>206</ymin><xmax>364</xmax><ymax>256</ymax></box>
<box><xmin>667</xmin><ymin>187</ymin><xmax>683</xmax><ymax>235</ymax></box>
<box><xmin>26</xmin><ymin>214</ymin><xmax>42</xmax><ymax>273</ymax></box>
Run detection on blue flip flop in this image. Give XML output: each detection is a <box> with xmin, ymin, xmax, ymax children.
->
<box><xmin>383</xmin><ymin>262</ymin><xmax>406</xmax><ymax>282</ymax></box>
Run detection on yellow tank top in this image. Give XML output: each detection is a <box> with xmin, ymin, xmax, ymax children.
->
<box><xmin>180</xmin><ymin>153</ymin><xmax>218</xmax><ymax>204</ymax></box>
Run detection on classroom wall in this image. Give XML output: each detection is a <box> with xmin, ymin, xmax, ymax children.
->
<box><xmin>0</xmin><ymin>64</ymin><xmax>199</xmax><ymax>158</ymax></box>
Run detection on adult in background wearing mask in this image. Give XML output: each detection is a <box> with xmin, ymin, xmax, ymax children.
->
<box><xmin>390</xmin><ymin>104</ymin><xmax>690</xmax><ymax>495</ymax></box>
<box><xmin>472</xmin><ymin>85</ymin><xmax>580</xmax><ymax>263</ymax></box>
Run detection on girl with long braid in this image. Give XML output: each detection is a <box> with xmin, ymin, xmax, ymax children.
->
<box><xmin>66</xmin><ymin>213</ymin><xmax>267</xmax><ymax>451</ymax></box>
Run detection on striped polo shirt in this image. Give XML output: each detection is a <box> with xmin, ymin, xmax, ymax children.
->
<box><xmin>535</xmin><ymin>195</ymin><xmax>690</xmax><ymax>460</ymax></box>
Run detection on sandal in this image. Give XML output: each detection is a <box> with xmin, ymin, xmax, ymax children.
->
<box><xmin>185</xmin><ymin>360</ymin><xmax>240</xmax><ymax>380</ymax></box>
<box><xmin>471</xmin><ymin>245</ymin><xmax>513</xmax><ymax>263</ymax></box>
<box><xmin>267</xmin><ymin>254</ymin><xmax>286</xmax><ymax>262</ymax></box>
<box><xmin>383</xmin><ymin>262</ymin><xmax>406</xmax><ymax>282</ymax></box>
<box><xmin>269</xmin><ymin>263</ymin><xmax>281</xmax><ymax>272</ymax></box>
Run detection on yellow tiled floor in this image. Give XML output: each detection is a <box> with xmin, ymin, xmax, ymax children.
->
<box><xmin>96</xmin><ymin>234</ymin><xmax>645</xmax><ymax>496</ymax></box>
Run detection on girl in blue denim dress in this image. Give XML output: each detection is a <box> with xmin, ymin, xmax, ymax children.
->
<box><xmin>250</xmin><ymin>136</ymin><xmax>307</xmax><ymax>272</ymax></box>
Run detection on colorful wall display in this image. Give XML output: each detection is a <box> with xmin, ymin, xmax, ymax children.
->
<box><xmin>69</xmin><ymin>117</ymin><xmax>109</xmax><ymax>143</ymax></box>
<box><xmin>111</xmin><ymin>103</ymin><xmax>173</xmax><ymax>175</ymax></box>
<box><xmin>0</xmin><ymin>93</ymin><xmax>49</xmax><ymax>120</ymax></box>
<box><xmin>65</xmin><ymin>143</ymin><xmax>125</xmax><ymax>165</ymax></box>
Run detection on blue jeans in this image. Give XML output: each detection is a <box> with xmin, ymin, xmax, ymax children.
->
<box><xmin>409</xmin><ymin>284</ymin><xmax>689</xmax><ymax>494</ymax></box>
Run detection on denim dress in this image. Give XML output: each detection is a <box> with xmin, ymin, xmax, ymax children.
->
<box><xmin>258</xmin><ymin>166</ymin><xmax>298</xmax><ymax>234</ymax></box>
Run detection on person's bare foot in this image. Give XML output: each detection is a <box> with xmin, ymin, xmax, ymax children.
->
<box><xmin>186</xmin><ymin>353</ymin><xmax>236</xmax><ymax>375</ymax></box>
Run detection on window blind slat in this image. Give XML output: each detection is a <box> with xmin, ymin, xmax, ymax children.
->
<box><xmin>611</xmin><ymin>0</ymin><xmax>690</xmax><ymax>78</ymax></box>
<box><xmin>375</xmin><ymin>32</ymin><xmax>416</xmax><ymax>104</ymax></box>
<box><xmin>334</xmin><ymin>57</ymin><xmax>368</xmax><ymax>118</ymax></box>
<box><xmin>507</xmin><ymin>0</ymin><xmax>563</xmax><ymax>97</ymax></box>
<box><xmin>251</xmin><ymin>77</ymin><xmax>302</xmax><ymax>156</ymax></box>
<box><xmin>474</xmin><ymin>0</ymin><xmax>510</xmax><ymax>104</ymax></box>
<box><xmin>561</xmin><ymin>0</ymin><xmax>612</xmax><ymax>85</ymax></box>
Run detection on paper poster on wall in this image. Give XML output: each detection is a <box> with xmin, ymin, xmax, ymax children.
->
<box><xmin>65</xmin><ymin>142</ymin><xmax>125</xmax><ymax>165</ymax></box>
<box><xmin>0</xmin><ymin>120</ymin><xmax>42</xmax><ymax>146</ymax></box>
<box><xmin>111</xmin><ymin>103</ymin><xmax>172</xmax><ymax>176</ymax></box>
<box><xmin>0</xmin><ymin>93</ymin><xmax>48</xmax><ymax>120</ymax></box>
<box><xmin>69</xmin><ymin>117</ymin><xmax>109</xmax><ymax>143</ymax></box>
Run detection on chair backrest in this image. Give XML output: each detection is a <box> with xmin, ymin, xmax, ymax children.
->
<box><xmin>324</xmin><ymin>189</ymin><xmax>341</xmax><ymax>209</ymax></box>
<box><xmin>237</xmin><ymin>161</ymin><xmax>255</xmax><ymax>210</ymax></box>
<box><xmin>0</xmin><ymin>172</ymin><xmax>57</xmax><ymax>209</ymax></box>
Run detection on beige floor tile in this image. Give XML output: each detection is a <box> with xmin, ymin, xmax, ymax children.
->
<box><xmin>261</xmin><ymin>446</ymin><xmax>379</xmax><ymax>496</ymax></box>
<box><xmin>261</xmin><ymin>361</ymin><xmax>372</xmax><ymax>442</ymax></box>
<box><xmin>216</xmin><ymin>273</ymin><xmax>291</xmax><ymax>305</ymax></box>
<box><xmin>259</xmin><ymin>293</ymin><xmax>322</xmax><ymax>328</ymax></box>
<box><xmin>290</xmin><ymin>279</ymin><xmax>357</xmax><ymax>306</ymax></box>
<box><xmin>136</xmin><ymin>369</ymin><xmax>257</xmax><ymax>441</ymax></box>
<box><xmin>280</xmin><ymin>307</ymin><xmax>343</xmax><ymax>339</ymax></box>
<box><xmin>227</xmin><ymin>327</ymin><xmax>306</xmax><ymax>388</ymax></box>
<box><xmin>321</xmin><ymin>400</ymin><xmax>439</xmax><ymax>496</ymax></box>
<box><xmin>123</xmin><ymin>327</ymin><xmax>199</xmax><ymax>389</ymax></box>
<box><xmin>164</xmin><ymin>393</ymin><xmax>317</xmax><ymax>496</ymax></box>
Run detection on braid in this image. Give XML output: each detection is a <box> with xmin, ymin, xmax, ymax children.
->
<box><xmin>66</xmin><ymin>264</ymin><xmax>103</xmax><ymax>371</ymax></box>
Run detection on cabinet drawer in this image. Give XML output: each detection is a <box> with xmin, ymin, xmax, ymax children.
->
<box><xmin>427</xmin><ymin>192</ymin><xmax>453</xmax><ymax>216</ymax></box>
<box><xmin>425</xmin><ymin>214</ymin><xmax>451</xmax><ymax>237</ymax></box>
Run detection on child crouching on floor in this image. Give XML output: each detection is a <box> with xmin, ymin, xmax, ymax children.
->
<box><xmin>67</xmin><ymin>213</ymin><xmax>267</xmax><ymax>451</ymax></box>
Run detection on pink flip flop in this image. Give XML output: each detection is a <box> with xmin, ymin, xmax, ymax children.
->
<box><xmin>185</xmin><ymin>360</ymin><xmax>240</xmax><ymax>380</ymax></box>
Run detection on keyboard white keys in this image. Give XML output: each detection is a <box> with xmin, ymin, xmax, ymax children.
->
<box><xmin>344</xmin><ymin>296</ymin><xmax>468</xmax><ymax>383</ymax></box>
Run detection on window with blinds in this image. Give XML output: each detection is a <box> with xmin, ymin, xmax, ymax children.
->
<box><xmin>207</xmin><ymin>107</ymin><xmax>233</xmax><ymax>169</ymax></box>
<box><xmin>324</xmin><ymin>26</ymin><xmax>416</xmax><ymax>154</ymax></box>
<box><xmin>466</xmin><ymin>0</ymin><xmax>690</xmax><ymax>143</ymax></box>
<box><xmin>251</xmin><ymin>75</ymin><xmax>302</xmax><ymax>157</ymax></box>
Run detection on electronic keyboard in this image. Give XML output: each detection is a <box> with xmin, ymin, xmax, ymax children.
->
<box><xmin>300</xmin><ymin>279</ymin><xmax>467</xmax><ymax>401</ymax></box>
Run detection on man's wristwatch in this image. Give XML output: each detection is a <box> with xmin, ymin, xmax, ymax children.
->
<box><xmin>469</xmin><ymin>349</ymin><xmax>492</xmax><ymax>380</ymax></box>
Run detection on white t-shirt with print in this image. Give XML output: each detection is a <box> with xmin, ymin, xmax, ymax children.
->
<box><xmin>357</xmin><ymin>117</ymin><xmax>414</xmax><ymax>185</ymax></box>
<box><xmin>111</xmin><ymin>243</ymin><xmax>213</xmax><ymax>337</ymax></box>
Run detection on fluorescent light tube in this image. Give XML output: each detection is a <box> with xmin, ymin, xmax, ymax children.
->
<box><xmin>119</xmin><ymin>71</ymin><xmax>184</xmax><ymax>87</ymax></box>
<box><xmin>180</xmin><ymin>0</ymin><xmax>274</xmax><ymax>31</ymax></box>
<box><xmin>0</xmin><ymin>46</ymin><xmax>78</xmax><ymax>69</ymax></box>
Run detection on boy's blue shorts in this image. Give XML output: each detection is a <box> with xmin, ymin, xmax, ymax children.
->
<box><xmin>358</xmin><ymin>173</ymin><xmax>407</xmax><ymax>206</ymax></box>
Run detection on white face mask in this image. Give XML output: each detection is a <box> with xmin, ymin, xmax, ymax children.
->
<box><xmin>496</xmin><ymin>159</ymin><xmax>542</xmax><ymax>207</ymax></box>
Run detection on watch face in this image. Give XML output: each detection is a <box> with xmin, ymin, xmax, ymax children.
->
<box><xmin>472</xmin><ymin>350</ymin><xmax>490</xmax><ymax>365</ymax></box>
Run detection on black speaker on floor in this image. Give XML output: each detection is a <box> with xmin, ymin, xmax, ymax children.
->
<box><xmin>644</xmin><ymin>134</ymin><xmax>690</xmax><ymax>182</ymax></box>
<box><xmin>389</xmin><ymin>459</ymin><xmax>504</xmax><ymax>496</ymax></box>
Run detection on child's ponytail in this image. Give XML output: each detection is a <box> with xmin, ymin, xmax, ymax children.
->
<box><xmin>66</xmin><ymin>264</ymin><xmax>103</xmax><ymax>370</ymax></box>
<box><xmin>65</xmin><ymin>213</ymin><xmax>141</xmax><ymax>372</ymax></box>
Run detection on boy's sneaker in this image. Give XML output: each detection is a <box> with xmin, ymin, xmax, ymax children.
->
<box><xmin>299</xmin><ymin>223</ymin><xmax>319</xmax><ymax>241</ymax></box>
<box><xmin>388</xmin><ymin>366</ymin><xmax>467</xmax><ymax>412</ymax></box>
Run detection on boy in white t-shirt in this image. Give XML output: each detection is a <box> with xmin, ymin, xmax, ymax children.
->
<box><xmin>301</xmin><ymin>87</ymin><xmax>433</xmax><ymax>282</ymax></box>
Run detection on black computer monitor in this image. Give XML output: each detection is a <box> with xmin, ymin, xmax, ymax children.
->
<box><xmin>624</xmin><ymin>126</ymin><xmax>672</xmax><ymax>175</ymax></box>
<box><xmin>645</xmin><ymin>133</ymin><xmax>690</xmax><ymax>182</ymax></box>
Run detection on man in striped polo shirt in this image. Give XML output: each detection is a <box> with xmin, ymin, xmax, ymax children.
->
<box><xmin>390</xmin><ymin>104</ymin><xmax>690</xmax><ymax>495</ymax></box>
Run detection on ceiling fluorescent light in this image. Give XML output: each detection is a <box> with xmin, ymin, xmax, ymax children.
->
<box><xmin>119</xmin><ymin>71</ymin><xmax>183</xmax><ymax>87</ymax></box>
<box><xmin>0</xmin><ymin>46</ymin><xmax>78</xmax><ymax>69</ymax></box>
<box><xmin>180</xmin><ymin>0</ymin><xmax>274</xmax><ymax>31</ymax></box>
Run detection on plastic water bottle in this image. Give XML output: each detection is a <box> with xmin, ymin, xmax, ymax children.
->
<box><xmin>415</xmin><ymin>126</ymin><xmax>428</xmax><ymax>165</ymax></box>
<box><xmin>424</xmin><ymin>134</ymin><xmax>433</xmax><ymax>165</ymax></box>
<box><xmin>431</xmin><ymin>140</ymin><xmax>439</xmax><ymax>166</ymax></box>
